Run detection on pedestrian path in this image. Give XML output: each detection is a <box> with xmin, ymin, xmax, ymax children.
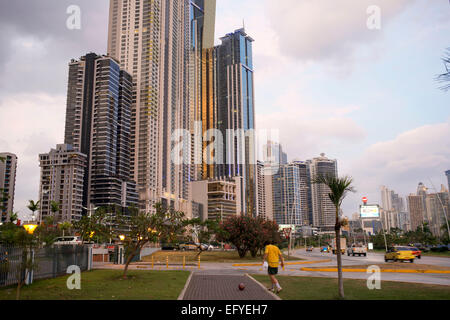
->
<box><xmin>179</xmin><ymin>273</ymin><xmax>279</xmax><ymax>300</ymax></box>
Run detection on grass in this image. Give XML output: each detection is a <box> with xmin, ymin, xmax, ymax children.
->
<box><xmin>141</xmin><ymin>250</ymin><xmax>303</xmax><ymax>264</ymax></box>
<box><xmin>0</xmin><ymin>270</ymin><xmax>190</xmax><ymax>300</ymax></box>
<box><xmin>252</xmin><ymin>275</ymin><xmax>450</xmax><ymax>300</ymax></box>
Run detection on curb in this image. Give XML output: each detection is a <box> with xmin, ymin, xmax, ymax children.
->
<box><xmin>177</xmin><ymin>271</ymin><xmax>194</xmax><ymax>300</ymax></box>
<box><xmin>233</xmin><ymin>260</ymin><xmax>332</xmax><ymax>267</ymax></box>
<box><xmin>245</xmin><ymin>274</ymin><xmax>281</xmax><ymax>301</ymax></box>
<box><xmin>300</xmin><ymin>267</ymin><xmax>450</xmax><ymax>274</ymax></box>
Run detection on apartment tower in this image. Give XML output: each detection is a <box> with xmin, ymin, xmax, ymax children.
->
<box><xmin>0</xmin><ymin>153</ymin><xmax>17</xmax><ymax>223</ymax></box>
<box><xmin>107</xmin><ymin>0</ymin><xmax>217</xmax><ymax>213</ymax></box>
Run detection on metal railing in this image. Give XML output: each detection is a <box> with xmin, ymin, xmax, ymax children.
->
<box><xmin>0</xmin><ymin>244</ymin><xmax>91</xmax><ymax>288</ymax></box>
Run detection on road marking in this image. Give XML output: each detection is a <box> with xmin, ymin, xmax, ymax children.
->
<box><xmin>300</xmin><ymin>267</ymin><xmax>450</xmax><ymax>274</ymax></box>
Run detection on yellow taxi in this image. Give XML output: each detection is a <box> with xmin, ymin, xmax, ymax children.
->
<box><xmin>384</xmin><ymin>246</ymin><xmax>415</xmax><ymax>263</ymax></box>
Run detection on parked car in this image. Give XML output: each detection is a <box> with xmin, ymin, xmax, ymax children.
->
<box><xmin>385</xmin><ymin>246</ymin><xmax>415</xmax><ymax>263</ymax></box>
<box><xmin>179</xmin><ymin>242</ymin><xmax>200</xmax><ymax>251</ymax></box>
<box><xmin>409</xmin><ymin>247</ymin><xmax>422</xmax><ymax>259</ymax></box>
<box><xmin>306</xmin><ymin>246</ymin><xmax>314</xmax><ymax>252</ymax></box>
<box><xmin>52</xmin><ymin>236</ymin><xmax>82</xmax><ymax>246</ymax></box>
<box><xmin>161</xmin><ymin>243</ymin><xmax>179</xmax><ymax>251</ymax></box>
<box><xmin>430</xmin><ymin>245</ymin><xmax>449</xmax><ymax>253</ymax></box>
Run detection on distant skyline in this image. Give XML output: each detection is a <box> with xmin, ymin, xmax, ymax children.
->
<box><xmin>0</xmin><ymin>0</ymin><xmax>449</xmax><ymax>220</ymax></box>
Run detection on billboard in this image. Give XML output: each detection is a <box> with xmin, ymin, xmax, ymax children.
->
<box><xmin>360</xmin><ymin>205</ymin><xmax>380</xmax><ymax>218</ymax></box>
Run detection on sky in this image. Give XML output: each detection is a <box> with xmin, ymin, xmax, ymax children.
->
<box><xmin>0</xmin><ymin>0</ymin><xmax>449</xmax><ymax>220</ymax></box>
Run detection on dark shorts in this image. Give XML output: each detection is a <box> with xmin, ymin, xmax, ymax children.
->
<box><xmin>268</xmin><ymin>267</ymin><xmax>278</xmax><ymax>275</ymax></box>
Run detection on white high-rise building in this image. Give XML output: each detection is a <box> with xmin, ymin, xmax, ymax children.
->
<box><xmin>309</xmin><ymin>154</ymin><xmax>338</xmax><ymax>231</ymax></box>
<box><xmin>107</xmin><ymin>0</ymin><xmax>216</xmax><ymax>213</ymax></box>
<box><xmin>38</xmin><ymin>145</ymin><xmax>87</xmax><ymax>223</ymax></box>
<box><xmin>0</xmin><ymin>153</ymin><xmax>17</xmax><ymax>223</ymax></box>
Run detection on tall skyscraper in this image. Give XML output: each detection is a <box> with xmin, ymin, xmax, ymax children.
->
<box><xmin>425</xmin><ymin>189</ymin><xmax>449</xmax><ymax>237</ymax></box>
<box><xmin>215</xmin><ymin>28</ymin><xmax>257</xmax><ymax>217</ymax></box>
<box><xmin>39</xmin><ymin>145</ymin><xmax>86</xmax><ymax>222</ymax></box>
<box><xmin>272</xmin><ymin>164</ymin><xmax>302</xmax><ymax>226</ymax></box>
<box><xmin>292</xmin><ymin>160</ymin><xmax>312</xmax><ymax>226</ymax></box>
<box><xmin>446</xmin><ymin>170</ymin><xmax>450</xmax><ymax>192</ymax></box>
<box><xmin>64</xmin><ymin>53</ymin><xmax>138</xmax><ymax>213</ymax></box>
<box><xmin>309</xmin><ymin>154</ymin><xmax>338</xmax><ymax>230</ymax></box>
<box><xmin>407</xmin><ymin>194</ymin><xmax>424</xmax><ymax>231</ymax></box>
<box><xmin>0</xmin><ymin>153</ymin><xmax>17</xmax><ymax>223</ymax></box>
<box><xmin>417</xmin><ymin>182</ymin><xmax>428</xmax><ymax>223</ymax></box>
<box><xmin>107</xmin><ymin>0</ymin><xmax>217</xmax><ymax>213</ymax></box>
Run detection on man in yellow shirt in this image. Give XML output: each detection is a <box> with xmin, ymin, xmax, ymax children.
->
<box><xmin>263</xmin><ymin>241</ymin><xmax>284</xmax><ymax>293</ymax></box>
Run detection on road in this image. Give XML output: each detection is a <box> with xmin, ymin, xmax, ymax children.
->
<box><xmin>292</xmin><ymin>249</ymin><xmax>450</xmax><ymax>268</ymax></box>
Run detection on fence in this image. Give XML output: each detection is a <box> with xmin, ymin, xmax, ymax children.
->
<box><xmin>0</xmin><ymin>245</ymin><xmax>91</xmax><ymax>288</ymax></box>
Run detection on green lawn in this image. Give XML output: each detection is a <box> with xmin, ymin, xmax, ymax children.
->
<box><xmin>0</xmin><ymin>270</ymin><xmax>190</xmax><ymax>300</ymax></box>
<box><xmin>252</xmin><ymin>275</ymin><xmax>450</xmax><ymax>300</ymax></box>
<box><xmin>142</xmin><ymin>250</ymin><xmax>302</xmax><ymax>264</ymax></box>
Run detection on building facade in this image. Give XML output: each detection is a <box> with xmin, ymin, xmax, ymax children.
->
<box><xmin>309</xmin><ymin>154</ymin><xmax>338</xmax><ymax>230</ymax></box>
<box><xmin>0</xmin><ymin>153</ymin><xmax>17</xmax><ymax>223</ymax></box>
<box><xmin>215</xmin><ymin>28</ymin><xmax>257</xmax><ymax>217</ymax></box>
<box><xmin>107</xmin><ymin>0</ymin><xmax>217</xmax><ymax>213</ymax></box>
<box><xmin>446</xmin><ymin>170</ymin><xmax>450</xmax><ymax>193</ymax></box>
<box><xmin>64</xmin><ymin>53</ymin><xmax>138</xmax><ymax>213</ymax></box>
<box><xmin>271</xmin><ymin>164</ymin><xmax>302</xmax><ymax>226</ymax></box>
<box><xmin>190</xmin><ymin>177</ymin><xmax>242</xmax><ymax>222</ymax></box>
<box><xmin>38</xmin><ymin>145</ymin><xmax>86</xmax><ymax>223</ymax></box>
<box><xmin>292</xmin><ymin>160</ymin><xmax>312</xmax><ymax>226</ymax></box>
<box><xmin>407</xmin><ymin>194</ymin><xmax>424</xmax><ymax>231</ymax></box>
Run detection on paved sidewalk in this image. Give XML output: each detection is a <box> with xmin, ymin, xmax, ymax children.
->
<box><xmin>180</xmin><ymin>273</ymin><xmax>279</xmax><ymax>300</ymax></box>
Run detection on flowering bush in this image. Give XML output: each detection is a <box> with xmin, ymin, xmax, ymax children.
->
<box><xmin>217</xmin><ymin>216</ymin><xmax>281</xmax><ymax>258</ymax></box>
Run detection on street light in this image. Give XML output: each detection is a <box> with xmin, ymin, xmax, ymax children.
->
<box><xmin>119</xmin><ymin>235</ymin><xmax>125</xmax><ymax>242</ymax></box>
<box><xmin>216</xmin><ymin>205</ymin><xmax>224</xmax><ymax>250</ymax></box>
<box><xmin>24</xmin><ymin>214</ymin><xmax>38</xmax><ymax>235</ymax></box>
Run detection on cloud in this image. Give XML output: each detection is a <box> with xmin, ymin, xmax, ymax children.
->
<box><xmin>0</xmin><ymin>0</ymin><xmax>109</xmax><ymax>96</ymax></box>
<box><xmin>0</xmin><ymin>94</ymin><xmax>66</xmax><ymax>219</ymax></box>
<box><xmin>265</xmin><ymin>0</ymin><xmax>414</xmax><ymax>63</ymax></box>
<box><xmin>341</xmin><ymin>119</ymin><xmax>450</xmax><ymax>215</ymax></box>
<box><xmin>256</xmin><ymin>89</ymin><xmax>366</xmax><ymax>160</ymax></box>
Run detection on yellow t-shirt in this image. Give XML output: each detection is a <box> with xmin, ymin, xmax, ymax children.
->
<box><xmin>265</xmin><ymin>245</ymin><xmax>281</xmax><ymax>268</ymax></box>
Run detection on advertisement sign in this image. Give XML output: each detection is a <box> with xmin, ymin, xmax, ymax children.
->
<box><xmin>360</xmin><ymin>205</ymin><xmax>380</xmax><ymax>218</ymax></box>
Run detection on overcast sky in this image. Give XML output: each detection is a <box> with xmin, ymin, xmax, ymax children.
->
<box><xmin>0</xmin><ymin>0</ymin><xmax>449</xmax><ymax>220</ymax></box>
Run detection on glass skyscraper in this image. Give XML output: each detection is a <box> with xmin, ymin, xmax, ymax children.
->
<box><xmin>215</xmin><ymin>28</ymin><xmax>257</xmax><ymax>216</ymax></box>
<box><xmin>64</xmin><ymin>53</ymin><xmax>138</xmax><ymax>214</ymax></box>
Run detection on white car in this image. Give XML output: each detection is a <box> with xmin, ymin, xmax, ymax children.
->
<box><xmin>52</xmin><ymin>236</ymin><xmax>83</xmax><ymax>246</ymax></box>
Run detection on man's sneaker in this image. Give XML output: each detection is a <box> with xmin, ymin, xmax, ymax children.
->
<box><xmin>276</xmin><ymin>287</ymin><xmax>283</xmax><ymax>294</ymax></box>
<box><xmin>267</xmin><ymin>287</ymin><xmax>274</xmax><ymax>292</ymax></box>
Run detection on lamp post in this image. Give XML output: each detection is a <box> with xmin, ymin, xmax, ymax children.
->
<box><xmin>216</xmin><ymin>205</ymin><xmax>224</xmax><ymax>250</ymax></box>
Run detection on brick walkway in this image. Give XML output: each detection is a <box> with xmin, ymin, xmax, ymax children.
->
<box><xmin>180</xmin><ymin>273</ymin><xmax>279</xmax><ymax>300</ymax></box>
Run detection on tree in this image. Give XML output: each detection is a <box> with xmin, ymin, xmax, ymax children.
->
<box><xmin>187</xmin><ymin>218</ymin><xmax>220</xmax><ymax>256</ymax></box>
<box><xmin>58</xmin><ymin>222</ymin><xmax>73</xmax><ymax>237</ymax></box>
<box><xmin>436</xmin><ymin>48</ymin><xmax>450</xmax><ymax>91</ymax></box>
<box><xmin>50</xmin><ymin>201</ymin><xmax>60</xmax><ymax>223</ymax></box>
<box><xmin>312</xmin><ymin>174</ymin><xmax>355</xmax><ymax>299</ymax></box>
<box><xmin>217</xmin><ymin>215</ymin><xmax>281</xmax><ymax>258</ymax></box>
<box><xmin>72</xmin><ymin>207</ymin><xmax>109</xmax><ymax>244</ymax></box>
<box><xmin>27</xmin><ymin>200</ymin><xmax>40</xmax><ymax>221</ymax></box>
<box><xmin>115</xmin><ymin>203</ymin><xmax>187</xmax><ymax>279</ymax></box>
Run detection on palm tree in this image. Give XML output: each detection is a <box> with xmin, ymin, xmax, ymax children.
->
<box><xmin>59</xmin><ymin>222</ymin><xmax>73</xmax><ymax>237</ymax></box>
<box><xmin>50</xmin><ymin>201</ymin><xmax>60</xmax><ymax>224</ymax></box>
<box><xmin>27</xmin><ymin>200</ymin><xmax>40</xmax><ymax>222</ymax></box>
<box><xmin>312</xmin><ymin>174</ymin><xmax>356</xmax><ymax>299</ymax></box>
